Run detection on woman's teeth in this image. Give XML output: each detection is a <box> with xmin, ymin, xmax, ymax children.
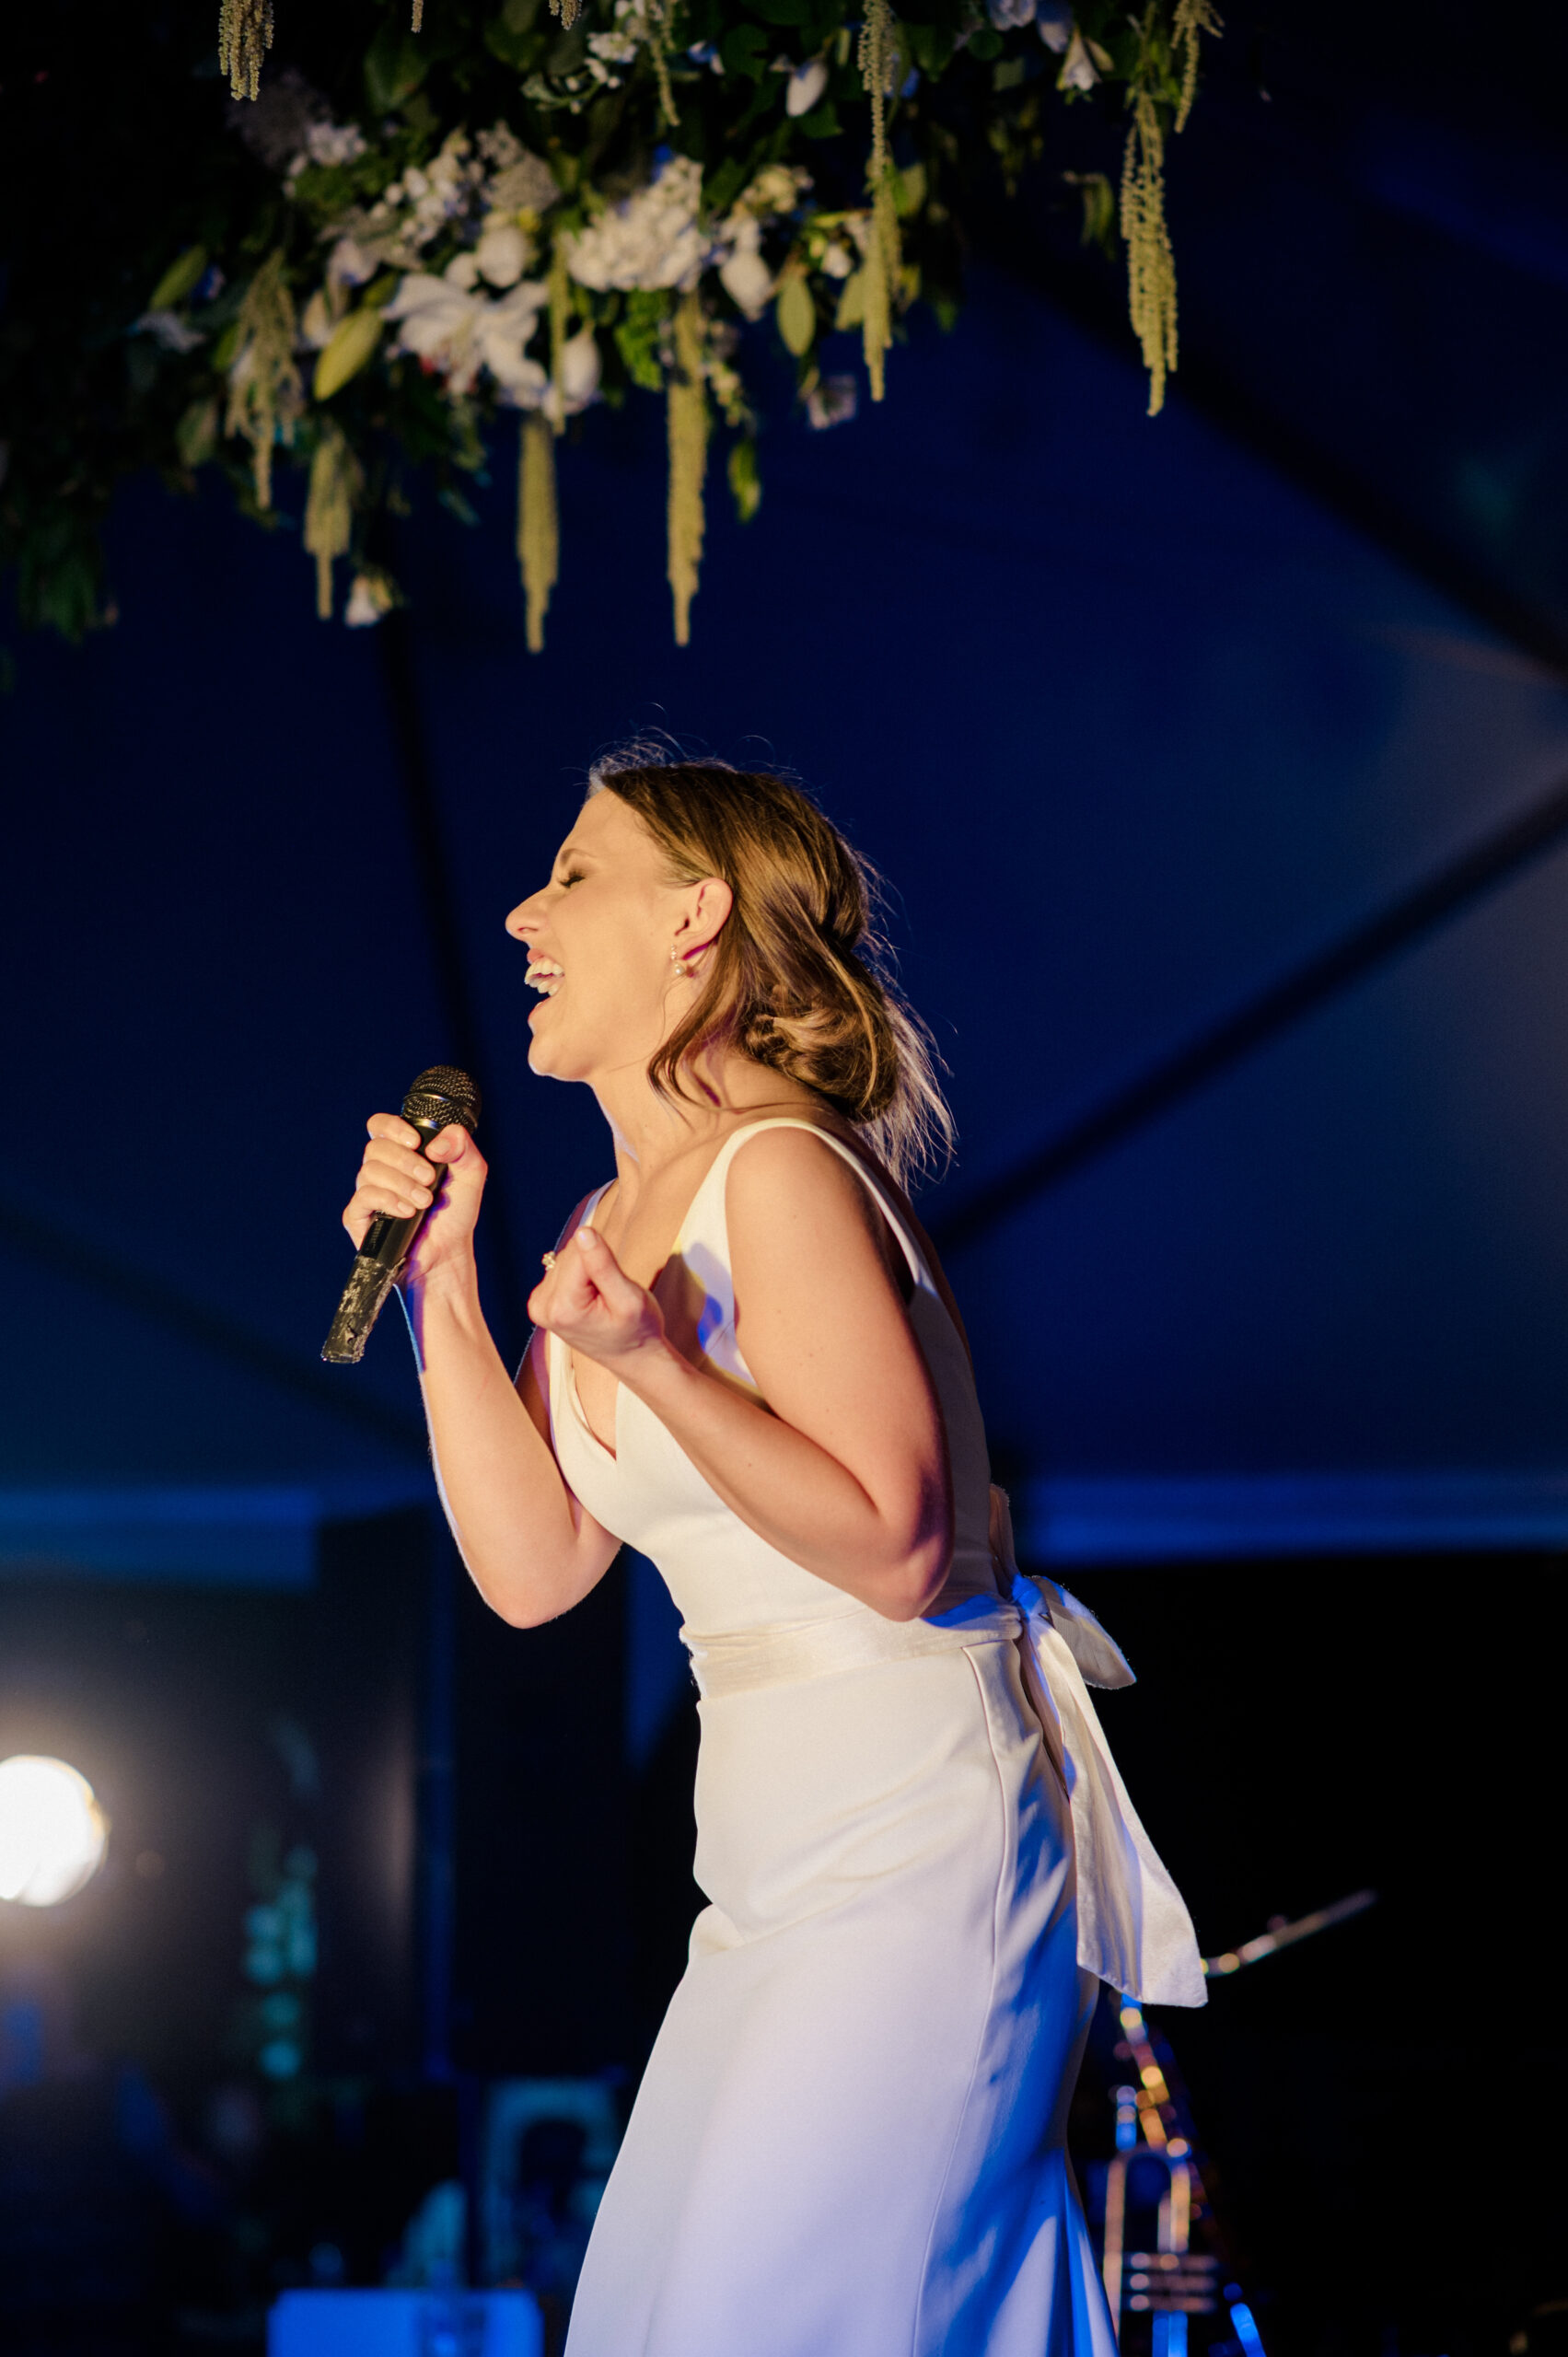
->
<box><xmin>526</xmin><ymin>958</ymin><xmax>564</xmax><ymax>997</ymax></box>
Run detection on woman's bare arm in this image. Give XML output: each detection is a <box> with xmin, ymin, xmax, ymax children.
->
<box><xmin>533</xmin><ymin>1128</ymin><xmax>953</xmax><ymax>1620</ymax></box>
<box><xmin>345</xmin><ymin>1115</ymin><xmax>620</xmax><ymax>1626</ymax></box>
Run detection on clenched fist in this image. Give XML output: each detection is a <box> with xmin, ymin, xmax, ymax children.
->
<box><xmin>343</xmin><ymin>1112</ymin><xmax>488</xmax><ymax>1286</ymax></box>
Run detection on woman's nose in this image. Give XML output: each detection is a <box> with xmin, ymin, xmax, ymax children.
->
<box><xmin>505</xmin><ymin>893</ymin><xmax>541</xmax><ymax>940</ymax></box>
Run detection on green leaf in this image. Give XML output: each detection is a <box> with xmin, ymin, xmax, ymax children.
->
<box><xmin>364</xmin><ymin>21</ymin><xmax>428</xmax><ymax>114</ymax></box>
<box><xmin>175</xmin><ymin>397</ymin><xmax>220</xmax><ymax>470</ymax></box>
<box><xmin>798</xmin><ymin>102</ymin><xmax>842</xmax><ymax>138</ymax></box>
<box><xmin>484</xmin><ymin>15</ymin><xmax>546</xmax><ymax>68</ymax></box>
<box><xmin>727</xmin><ymin>437</ymin><xmax>762</xmax><ymax>523</ymax></box>
<box><xmin>968</xmin><ymin>25</ymin><xmax>1001</xmax><ymax>59</ymax></box>
<box><xmin>614</xmin><ymin>289</ymin><xmax>668</xmax><ymax>391</ymax></box>
<box><xmin>833</xmin><ymin>269</ymin><xmax>866</xmax><ymax>330</ymax></box>
<box><xmin>894</xmin><ymin>162</ymin><xmax>927</xmax><ymax>216</ymax></box>
<box><xmin>544</xmin><ymin>24</ymin><xmax>588</xmax><ymax>72</ymax></box>
<box><xmin>902</xmin><ymin>20</ymin><xmax>954</xmax><ymax>75</ymax></box>
<box><xmin>720</xmin><ymin>22</ymin><xmax>770</xmax><ymax>76</ymax></box>
<box><xmin>314</xmin><ymin>308</ymin><xmax>385</xmax><ymax>401</ymax></box>
<box><xmin>704</xmin><ymin>158</ymin><xmax>749</xmax><ymax>215</ymax></box>
<box><xmin>148</xmin><ymin>246</ymin><xmax>208</xmax><ymax>312</ymax></box>
<box><xmin>993</xmin><ymin>55</ymin><xmax>1026</xmax><ymax>90</ymax></box>
<box><xmin>775</xmin><ymin>273</ymin><xmax>815</xmax><ymax>355</ymax></box>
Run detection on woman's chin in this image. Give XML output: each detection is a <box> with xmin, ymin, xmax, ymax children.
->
<box><xmin>527</xmin><ymin>1002</ymin><xmax>577</xmax><ymax>1078</ymax></box>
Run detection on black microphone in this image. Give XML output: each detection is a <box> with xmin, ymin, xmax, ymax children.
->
<box><xmin>322</xmin><ymin>1066</ymin><xmax>482</xmax><ymax>1364</ymax></box>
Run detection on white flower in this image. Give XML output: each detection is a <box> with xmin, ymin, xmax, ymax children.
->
<box><xmin>563</xmin><ymin>156</ymin><xmax>708</xmax><ymax>293</ymax></box>
<box><xmin>1057</xmin><ymin>25</ymin><xmax>1100</xmax><ymax>87</ymax></box>
<box><xmin>474</xmin><ymin>218</ymin><xmax>531</xmax><ymax>287</ymax></box>
<box><xmin>588</xmin><ymin>26</ymin><xmax>641</xmax><ymax>63</ymax></box>
<box><xmin>345</xmin><ymin>573</ymin><xmax>395</xmax><ymax>627</ymax></box>
<box><xmin>819</xmin><ymin>240</ymin><xmax>854</xmax><ymax>279</ymax></box>
<box><xmin>488</xmin><ymin>152</ymin><xmax>560</xmax><ymax>213</ymax></box>
<box><xmin>327</xmin><ymin>237</ymin><xmax>377</xmax><ymax>288</ymax></box>
<box><xmin>784</xmin><ymin>58</ymin><xmax>830</xmax><ymax>116</ymax></box>
<box><xmin>551</xmin><ymin>325</ymin><xmax>602</xmax><ymax>418</ymax></box>
<box><xmin>1036</xmin><ymin>1</ymin><xmax>1073</xmax><ymax>52</ymax></box>
<box><xmin>740</xmin><ymin>164</ymin><xmax>810</xmax><ymax>215</ymax></box>
<box><xmin>383</xmin><ymin>274</ymin><xmax>482</xmax><ymax>382</ymax></box>
<box><xmin>477</xmin><ymin>122</ymin><xmax>525</xmax><ymax>172</ymax></box>
<box><xmin>806</xmin><ymin>373</ymin><xmax>857</xmax><ymax>430</ymax></box>
<box><xmin>445</xmin><ymin>252</ymin><xmax>482</xmax><ymax>290</ymax></box>
<box><xmin>306</xmin><ymin>120</ymin><xmax>367</xmax><ymax>167</ymax></box>
<box><xmin>383</xmin><ymin>271</ymin><xmax>550</xmax><ymax>399</ymax></box>
<box><xmin>476</xmin><ymin>278</ymin><xmax>553</xmax><ymax>399</ymax></box>
<box><xmin>988</xmin><ymin>0</ymin><xmax>1037</xmax><ymax>24</ymax></box>
<box><xmin>132</xmin><ymin>308</ymin><xmax>205</xmax><ymax>353</ymax></box>
<box><xmin>717</xmin><ymin>216</ymin><xmax>773</xmax><ymax>319</ymax></box>
<box><xmin>299</xmin><ymin>288</ymin><xmax>334</xmax><ymax>348</ymax></box>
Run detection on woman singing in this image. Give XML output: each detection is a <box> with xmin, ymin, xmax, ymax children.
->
<box><xmin>343</xmin><ymin>753</ymin><xmax>1203</xmax><ymax>2357</ymax></box>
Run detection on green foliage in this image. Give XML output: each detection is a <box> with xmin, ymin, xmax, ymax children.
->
<box><xmin>728</xmin><ymin>435</ymin><xmax>761</xmax><ymax>522</ymax></box>
<box><xmin>149</xmin><ymin>245</ymin><xmax>211</xmax><ymax>311</ymax></box>
<box><xmin>776</xmin><ymin>273</ymin><xmax>817</xmax><ymax>356</ymax></box>
<box><xmin>0</xmin><ymin>0</ymin><xmax>1219</xmax><ymax>643</ymax></box>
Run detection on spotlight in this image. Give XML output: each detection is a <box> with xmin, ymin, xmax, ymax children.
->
<box><xmin>0</xmin><ymin>1756</ymin><xmax>110</xmax><ymax>1907</ymax></box>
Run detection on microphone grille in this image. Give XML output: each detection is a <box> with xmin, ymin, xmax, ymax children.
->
<box><xmin>402</xmin><ymin>1065</ymin><xmax>482</xmax><ymax>1132</ymax></box>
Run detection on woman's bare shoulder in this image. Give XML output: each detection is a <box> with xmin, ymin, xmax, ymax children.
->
<box><xmin>724</xmin><ymin>1118</ymin><xmax>972</xmax><ymax>1357</ymax></box>
<box><xmin>722</xmin><ymin>1120</ymin><xmax>912</xmax><ymax>1290</ymax></box>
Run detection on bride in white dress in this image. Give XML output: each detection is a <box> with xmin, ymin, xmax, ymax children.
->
<box><xmin>344</xmin><ymin>753</ymin><xmax>1205</xmax><ymax>2357</ymax></box>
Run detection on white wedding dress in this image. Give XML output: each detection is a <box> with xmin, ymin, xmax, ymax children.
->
<box><xmin>550</xmin><ymin>1120</ymin><xmax>1203</xmax><ymax>2357</ymax></box>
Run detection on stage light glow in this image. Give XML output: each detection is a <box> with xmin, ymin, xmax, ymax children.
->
<box><xmin>0</xmin><ymin>1755</ymin><xmax>110</xmax><ymax>1906</ymax></box>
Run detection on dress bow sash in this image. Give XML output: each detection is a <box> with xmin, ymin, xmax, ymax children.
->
<box><xmin>990</xmin><ymin>1485</ymin><xmax>1207</xmax><ymax>2009</ymax></box>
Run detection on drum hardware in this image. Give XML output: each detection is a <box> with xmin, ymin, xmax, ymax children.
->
<box><xmin>1098</xmin><ymin>1896</ymin><xmax>1377</xmax><ymax>2356</ymax></box>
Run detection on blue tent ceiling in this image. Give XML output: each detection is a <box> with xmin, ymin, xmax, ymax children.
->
<box><xmin>7</xmin><ymin>8</ymin><xmax>1568</xmax><ymax>1562</ymax></box>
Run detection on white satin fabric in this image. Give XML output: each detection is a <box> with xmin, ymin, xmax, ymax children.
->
<box><xmin>552</xmin><ymin>1120</ymin><xmax>1200</xmax><ymax>2357</ymax></box>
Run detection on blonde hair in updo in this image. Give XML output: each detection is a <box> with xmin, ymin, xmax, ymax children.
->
<box><xmin>587</xmin><ymin>750</ymin><xmax>955</xmax><ymax>1191</ymax></box>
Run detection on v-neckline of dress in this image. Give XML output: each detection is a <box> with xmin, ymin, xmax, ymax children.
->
<box><xmin>560</xmin><ymin>1119</ymin><xmax>904</xmax><ymax>1466</ymax></box>
<box><xmin>560</xmin><ymin>1138</ymin><xmax>756</xmax><ymax>1464</ymax></box>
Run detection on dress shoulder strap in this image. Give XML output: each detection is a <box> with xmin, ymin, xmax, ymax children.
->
<box><xmin>679</xmin><ymin>1118</ymin><xmax>933</xmax><ymax>1296</ymax></box>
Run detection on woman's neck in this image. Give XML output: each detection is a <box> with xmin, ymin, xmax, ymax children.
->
<box><xmin>589</xmin><ymin>1050</ymin><xmax>821</xmax><ymax>1203</ymax></box>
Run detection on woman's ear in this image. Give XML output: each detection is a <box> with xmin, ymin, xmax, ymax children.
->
<box><xmin>675</xmin><ymin>876</ymin><xmax>734</xmax><ymax>958</ymax></box>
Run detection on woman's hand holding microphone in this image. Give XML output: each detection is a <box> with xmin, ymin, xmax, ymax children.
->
<box><xmin>343</xmin><ymin>1113</ymin><xmax>666</xmax><ymax>1368</ymax></box>
<box><xmin>343</xmin><ymin>1112</ymin><xmax>488</xmax><ymax>1291</ymax></box>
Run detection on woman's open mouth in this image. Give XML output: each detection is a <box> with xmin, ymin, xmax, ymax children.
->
<box><xmin>526</xmin><ymin>958</ymin><xmax>563</xmax><ymax>999</ymax></box>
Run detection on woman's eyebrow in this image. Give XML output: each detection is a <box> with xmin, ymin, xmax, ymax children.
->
<box><xmin>553</xmin><ymin>842</ymin><xmax>597</xmax><ymax>866</ymax></box>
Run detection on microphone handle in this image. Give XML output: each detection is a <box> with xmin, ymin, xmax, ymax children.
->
<box><xmin>321</xmin><ymin>1114</ymin><xmax>450</xmax><ymax>1365</ymax></box>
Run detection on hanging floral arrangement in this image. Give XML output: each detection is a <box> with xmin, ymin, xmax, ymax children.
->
<box><xmin>0</xmin><ymin>0</ymin><xmax>1220</xmax><ymax>648</ymax></box>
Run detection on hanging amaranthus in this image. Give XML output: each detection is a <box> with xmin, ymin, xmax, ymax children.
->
<box><xmin>217</xmin><ymin>0</ymin><xmax>273</xmax><ymax>101</ymax></box>
<box><xmin>1172</xmin><ymin>0</ymin><xmax>1223</xmax><ymax>133</ymax></box>
<box><xmin>304</xmin><ymin>423</ymin><xmax>361</xmax><ymax>619</ymax></box>
<box><xmin>1120</xmin><ymin>0</ymin><xmax>1220</xmax><ymax>415</ymax></box>
<box><xmin>645</xmin><ymin>0</ymin><xmax>679</xmax><ymax>128</ymax></box>
<box><xmin>861</xmin><ymin>172</ymin><xmax>901</xmax><ymax>402</ymax></box>
<box><xmin>517</xmin><ymin>413</ymin><xmax>559</xmax><ymax>653</ymax></box>
<box><xmin>858</xmin><ymin>0</ymin><xmax>896</xmax><ymax>189</ymax></box>
<box><xmin>224</xmin><ymin>251</ymin><xmax>302</xmax><ymax>510</ymax></box>
<box><xmin>1121</xmin><ymin>88</ymin><xmax>1175</xmax><ymax>414</ymax></box>
<box><xmin>855</xmin><ymin>0</ymin><xmax>902</xmax><ymax>401</ymax></box>
<box><xmin>666</xmin><ymin>291</ymin><xmax>708</xmax><ymax>646</ymax></box>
